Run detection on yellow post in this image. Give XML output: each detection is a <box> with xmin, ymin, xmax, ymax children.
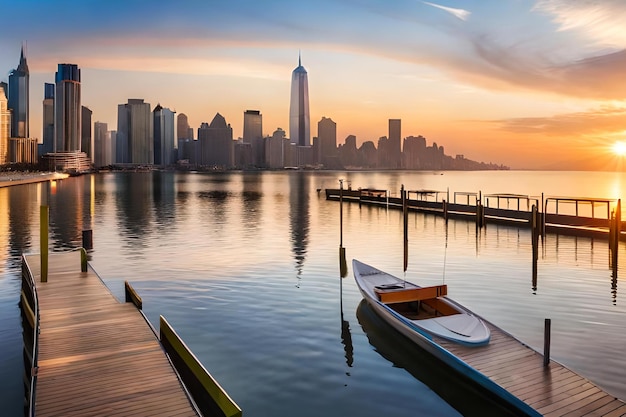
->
<box><xmin>80</xmin><ymin>248</ymin><xmax>88</xmax><ymax>272</ymax></box>
<box><xmin>40</xmin><ymin>206</ymin><xmax>48</xmax><ymax>282</ymax></box>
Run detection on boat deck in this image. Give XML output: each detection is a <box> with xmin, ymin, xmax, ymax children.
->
<box><xmin>435</xmin><ymin>321</ymin><xmax>626</xmax><ymax>417</ymax></box>
<box><xmin>25</xmin><ymin>252</ymin><xmax>199</xmax><ymax>417</ymax></box>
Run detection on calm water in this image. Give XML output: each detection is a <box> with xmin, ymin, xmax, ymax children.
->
<box><xmin>1</xmin><ymin>170</ymin><xmax>625</xmax><ymax>416</ymax></box>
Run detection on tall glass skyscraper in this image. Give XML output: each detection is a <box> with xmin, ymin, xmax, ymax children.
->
<box><xmin>54</xmin><ymin>64</ymin><xmax>81</xmax><ymax>152</ymax></box>
<box><xmin>289</xmin><ymin>53</ymin><xmax>310</xmax><ymax>147</ymax></box>
<box><xmin>8</xmin><ymin>46</ymin><xmax>29</xmax><ymax>138</ymax></box>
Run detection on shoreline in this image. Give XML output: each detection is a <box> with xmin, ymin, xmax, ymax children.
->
<box><xmin>0</xmin><ymin>172</ymin><xmax>70</xmax><ymax>188</ymax></box>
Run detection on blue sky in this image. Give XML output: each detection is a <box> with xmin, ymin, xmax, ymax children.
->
<box><xmin>2</xmin><ymin>0</ymin><xmax>626</xmax><ymax>169</ymax></box>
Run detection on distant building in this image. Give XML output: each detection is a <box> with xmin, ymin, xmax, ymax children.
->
<box><xmin>81</xmin><ymin>106</ymin><xmax>92</xmax><ymax>160</ymax></box>
<box><xmin>94</xmin><ymin>121</ymin><xmax>108</xmax><ymax>167</ymax></box>
<box><xmin>389</xmin><ymin>119</ymin><xmax>401</xmax><ymax>168</ymax></box>
<box><xmin>177</xmin><ymin>113</ymin><xmax>192</xmax><ymax>140</ymax></box>
<box><xmin>54</xmin><ymin>64</ymin><xmax>81</xmax><ymax>152</ymax></box>
<box><xmin>265</xmin><ymin>128</ymin><xmax>286</xmax><ymax>169</ymax></box>
<box><xmin>8</xmin><ymin>46</ymin><xmax>29</xmax><ymax>139</ymax></box>
<box><xmin>153</xmin><ymin>104</ymin><xmax>176</xmax><ymax>166</ymax></box>
<box><xmin>318</xmin><ymin>116</ymin><xmax>337</xmax><ymax>167</ymax></box>
<box><xmin>243</xmin><ymin>110</ymin><xmax>263</xmax><ymax>166</ymax></box>
<box><xmin>0</xmin><ymin>86</ymin><xmax>10</xmax><ymax>164</ymax></box>
<box><xmin>117</xmin><ymin>99</ymin><xmax>153</xmax><ymax>165</ymax></box>
<box><xmin>289</xmin><ymin>53</ymin><xmax>310</xmax><ymax>148</ymax></box>
<box><xmin>40</xmin><ymin>83</ymin><xmax>55</xmax><ymax>155</ymax></box>
<box><xmin>403</xmin><ymin>135</ymin><xmax>426</xmax><ymax>169</ymax></box>
<box><xmin>198</xmin><ymin>113</ymin><xmax>233</xmax><ymax>168</ymax></box>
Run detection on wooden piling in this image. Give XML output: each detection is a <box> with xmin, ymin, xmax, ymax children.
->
<box><xmin>543</xmin><ymin>318</ymin><xmax>551</xmax><ymax>367</ymax></box>
<box><xmin>82</xmin><ymin>229</ymin><xmax>93</xmax><ymax>250</ymax></box>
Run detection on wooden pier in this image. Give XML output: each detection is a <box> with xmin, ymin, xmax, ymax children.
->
<box><xmin>22</xmin><ymin>251</ymin><xmax>198</xmax><ymax>416</ymax></box>
<box><xmin>436</xmin><ymin>321</ymin><xmax>626</xmax><ymax>416</ymax></box>
<box><xmin>20</xmin><ymin>251</ymin><xmax>240</xmax><ymax>417</ymax></box>
<box><xmin>326</xmin><ymin>188</ymin><xmax>623</xmax><ymax>241</ymax></box>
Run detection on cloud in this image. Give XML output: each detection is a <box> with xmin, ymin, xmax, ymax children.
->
<box><xmin>493</xmin><ymin>105</ymin><xmax>626</xmax><ymax>137</ymax></box>
<box><xmin>533</xmin><ymin>0</ymin><xmax>626</xmax><ymax>47</ymax></box>
<box><xmin>422</xmin><ymin>1</ymin><xmax>471</xmax><ymax>21</ymax></box>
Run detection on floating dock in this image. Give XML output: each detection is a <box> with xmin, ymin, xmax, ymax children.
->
<box><xmin>20</xmin><ymin>251</ymin><xmax>241</xmax><ymax>417</ymax></box>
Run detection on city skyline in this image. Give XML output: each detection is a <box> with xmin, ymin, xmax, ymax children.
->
<box><xmin>1</xmin><ymin>1</ymin><xmax>626</xmax><ymax>170</ymax></box>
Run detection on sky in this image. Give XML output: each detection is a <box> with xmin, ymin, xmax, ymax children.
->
<box><xmin>2</xmin><ymin>0</ymin><xmax>626</xmax><ymax>170</ymax></box>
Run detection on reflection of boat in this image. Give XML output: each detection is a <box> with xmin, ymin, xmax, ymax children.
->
<box><xmin>353</xmin><ymin>260</ymin><xmax>490</xmax><ymax>346</ymax></box>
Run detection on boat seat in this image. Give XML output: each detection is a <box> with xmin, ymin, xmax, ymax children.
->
<box><xmin>375</xmin><ymin>284</ymin><xmax>447</xmax><ymax>304</ymax></box>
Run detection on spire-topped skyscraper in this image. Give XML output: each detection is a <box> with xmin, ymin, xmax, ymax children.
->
<box><xmin>8</xmin><ymin>45</ymin><xmax>29</xmax><ymax>138</ymax></box>
<box><xmin>289</xmin><ymin>52</ymin><xmax>310</xmax><ymax>147</ymax></box>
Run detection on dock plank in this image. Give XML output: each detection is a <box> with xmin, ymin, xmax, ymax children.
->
<box><xmin>434</xmin><ymin>322</ymin><xmax>625</xmax><ymax>416</ymax></box>
<box><xmin>25</xmin><ymin>252</ymin><xmax>199</xmax><ymax>417</ymax></box>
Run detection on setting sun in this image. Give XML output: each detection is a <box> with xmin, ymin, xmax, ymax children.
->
<box><xmin>613</xmin><ymin>141</ymin><xmax>626</xmax><ymax>156</ymax></box>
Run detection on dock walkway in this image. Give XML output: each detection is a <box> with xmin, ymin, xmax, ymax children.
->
<box><xmin>436</xmin><ymin>322</ymin><xmax>626</xmax><ymax>416</ymax></box>
<box><xmin>24</xmin><ymin>252</ymin><xmax>199</xmax><ymax>417</ymax></box>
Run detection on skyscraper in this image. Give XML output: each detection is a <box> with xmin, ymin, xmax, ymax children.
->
<box><xmin>8</xmin><ymin>46</ymin><xmax>29</xmax><ymax>139</ymax></box>
<box><xmin>81</xmin><ymin>106</ymin><xmax>92</xmax><ymax>159</ymax></box>
<box><xmin>177</xmin><ymin>113</ymin><xmax>191</xmax><ymax>140</ymax></box>
<box><xmin>54</xmin><ymin>64</ymin><xmax>81</xmax><ymax>152</ymax></box>
<box><xmin>289</xmin><ymin>53</ymin><xmax>310</xmax><ymax>147</ymax></box>
<box><xmin>318</xmin><ymin>116</ymin><xmax>336</xmax><ymax>167</ymax></box>
<box><xmin>153</xmin><ymin>104</ymin><xmax>175</xmax><ymax>166</ymax></box>
<box><xmin>198</xmin><ymin>113</ymin><xmax>233</xmax><ymax>168</ymax></box>
<box><xmin>94</xmin><ymin>121</ymin><xmax>108</xmax><ymax>168</ymax></box>
<box><xmin>41</xmin><ymin>83</ymin><xmax>55</xmax><ymax>155</ymax></box>
<box><xmin>117</xmin><ymin>99</ymin><xmax>153</xmax><ymax>164</ymax></box>
<box><xmin>243</xmin><ymin>110</ymin><xmax>263</xmax><ymax>166</ymax></box>
<box><xmin>389</xmin><ymin>119</ymin><xmax>402</xmax><ymax>168</ymax></box>
<box><xmin>0</xmin><ymin>86</ymin><xmax>10</xmax><ymax>164</ymax></box>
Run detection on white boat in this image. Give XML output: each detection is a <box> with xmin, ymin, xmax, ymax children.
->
<box><xmin>353</xmin><ymin>259</ymin><xmax>490</xmax><ymax>347</ymax></box>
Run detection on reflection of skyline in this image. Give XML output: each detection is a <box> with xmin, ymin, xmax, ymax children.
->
<box><xmin>289</xmin><ymin>172</ymin><xmax>310</xmax><ymax>281</ymax></box>
<box><xmin>241</xmin><ymin>173</ymin><xmax>263</xmax><ymax>233</ymax></box>
<box><xmin>152</xmin><ymin>171</ymin><xmax>176</xmax><ymax>230</ymax></box>
<box><xmin>115</xmin><ymin>173</ymin><xmax>153</xmax><ymax>250</ymax></box>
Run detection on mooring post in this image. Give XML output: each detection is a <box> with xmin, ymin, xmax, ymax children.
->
<box><xmin>543</xmin><ymin>318</ymin><xmax>551</xmax><ymax>367</ymax></box>
<box><xmin>443</xmin><ymin>199</ymin><xmax>448</xmax><ymax>221</ymax></box>
<box><xmin>82</xmin><ymin>229</ymin><xmax>93</xmax><ymax>250</ymax></box>
<box><xmin>80</xmin><ymin>248</ymin><xmax>88</xmax><ymax>273</ymax></box>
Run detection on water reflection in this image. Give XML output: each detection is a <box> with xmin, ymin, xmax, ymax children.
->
<box><xmin>241</xmin><ymin>173</ymin><xmax>263</xmax><ymax>233</ymax></box>
<box><xmin>152</xmin><ymin>171</ymin><xmax>176</xmax><ymax>229</ymax></box>
<box><xmin>289</xmin><ymin>172</ymin><xmax>310</xmax><ymax>284</ymax></box>
<box><xmin>6</xmin><ymin>185</ymin><xmax>35</xmax><ymax>258</ymax></box>
<box><xmin>115</xmin><ymin>173</ymin><xmax>153</xmax><ymax>250</ymax></box>
<box><xmin>356</xmin><ymin>300</ymin><xmax>518</xmax><ymax>417</ymax></box>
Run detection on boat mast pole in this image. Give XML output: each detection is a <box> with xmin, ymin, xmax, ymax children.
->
<box><xmin>402</xmin><ymin>185</ymin><xmax>408</xmax><ymax>283</ymax></box>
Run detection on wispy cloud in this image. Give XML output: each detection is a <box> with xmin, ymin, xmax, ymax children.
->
<box><xmin>422</xmin><ymin>1</ymin><xmax>471</xmax><ymax>21</ymax></box>
<box><xmin>494</xmin><ymin>105</ymin><xmax>626</xmax><ymax>136</ymax></box>
<box><xmin>533</xmin><ymin>0</ymin><xmax>626</xmax><ymax>47</ymax></box>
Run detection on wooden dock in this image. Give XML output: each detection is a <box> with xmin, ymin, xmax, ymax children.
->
<box><xmin>436</xmin><ymin>322</ymin><xmax>626</xmax><ymax>416</ymax></box>
<box><xmin>23</xmin><ymin>251</ymin><xmax>199</xmax><ymax>417</ymax></box>
<box><xmin>326</xmin><ymin>188</ymin><xmax>623</xmax><ymax>241</ymax></box>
